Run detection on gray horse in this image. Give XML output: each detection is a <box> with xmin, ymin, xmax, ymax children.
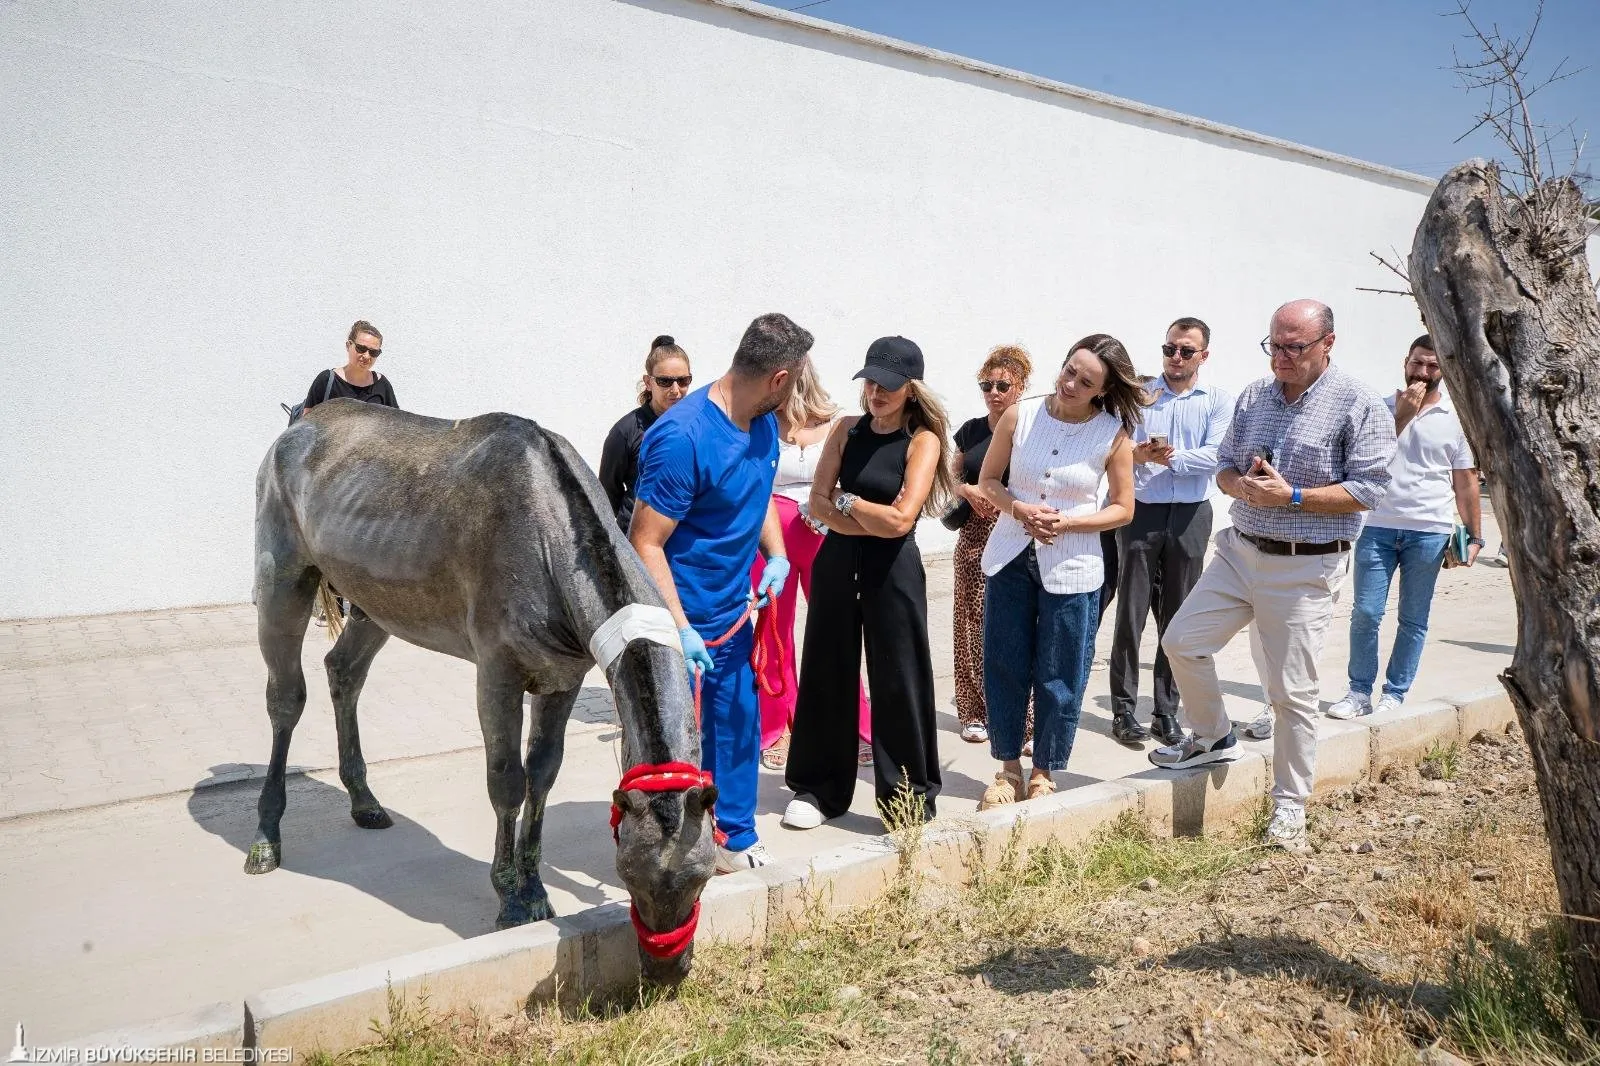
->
<box><xmin>247</xmin><ymin>399</ymin><xmax>716</xmax><ymax>982</ymax></box>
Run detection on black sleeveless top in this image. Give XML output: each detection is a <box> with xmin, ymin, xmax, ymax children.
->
<box><xmin>840</xmin><ymin>420</ymin><xmax>911</xmax><ymax>508</ymax></box>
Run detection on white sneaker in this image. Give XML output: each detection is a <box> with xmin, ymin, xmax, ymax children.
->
<box><xmin>1326</xmin><ymin>691</ymin><xmax>1373</xmax><ymax>721</ymax></box>
<box><xmin>1244</xmin><ymin>706</ymin><xmax>1274</xmax><ymax>740</ymax></box>
<box><xmin>1375</xmin><ymin>694</ymin><xmax>1404</xmax><ymax>715</ymax></box>
<box><xmin>780</xmin><ymin>794</ymin><xmax>826</xmax><ymax>830</ymax></box>
<box><xmin>715</xmin><ymin>841</ymin><xmax>771</xmax><ymax>874</ymax></box>
<box><xmin>1264</xmin><ymin>804</ymin><xmax>1309</xmax><ymax>852</ymax></box>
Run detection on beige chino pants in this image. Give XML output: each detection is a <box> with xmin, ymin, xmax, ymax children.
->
<box><xmin>1161</xmin><ymin>526</ymin><xmax>1349</xmax><ymax>808</ymax></box>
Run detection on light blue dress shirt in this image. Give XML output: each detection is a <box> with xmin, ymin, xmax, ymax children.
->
<box><xmin>1132</xmin><ymin>376</ymin><xmax>1235</xmax><ymax>504</ymax></box>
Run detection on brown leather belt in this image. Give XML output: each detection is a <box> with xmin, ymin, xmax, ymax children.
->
<box><xmin>1239</xmin><ymin>532</ymin><xmax>1351</xmax><ymax>556</ymax></box>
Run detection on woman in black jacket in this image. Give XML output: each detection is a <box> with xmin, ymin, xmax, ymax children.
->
<box><xmin>304</xmin><ymin>320</ymin><xmax>398</xmax><ymax>412</ymax></box>
<box><xmin>598</xmin><ymin>335</ymin><xmax>692</xmax><ymax>532</ymax></box>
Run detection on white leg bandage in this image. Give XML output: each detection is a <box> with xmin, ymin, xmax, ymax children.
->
<box><xmin>588</xmin><ymin>603</ymin><xmax>682</xmax><ymax>672</ymax></box>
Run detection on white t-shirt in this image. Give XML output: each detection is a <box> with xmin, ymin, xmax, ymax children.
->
<box><xmin>982</xmin><ymin>398</ymin><xmax>1123</xmax><ymax>594</ymax></box>
<box><xmin>1367</xmin><ymin>393</ymin><xmax>1475</xmax><ymax>534</ymax></box>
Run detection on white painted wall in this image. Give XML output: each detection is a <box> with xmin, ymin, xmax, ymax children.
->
<box><xmin>3</xmin><ymin>0</ymin><xmax>1453</xmax><ymax>619</ymax></box>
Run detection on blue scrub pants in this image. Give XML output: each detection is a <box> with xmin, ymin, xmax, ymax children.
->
<box><xmin>696</xmin><ymin>620</ymin><xmax>760</xmax><ymax>851</ymax></box>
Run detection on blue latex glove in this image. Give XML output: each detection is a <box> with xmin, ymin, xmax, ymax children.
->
<box><xmin>753</xmin><ymin>556</ymin><xmax>792</xmax><ymax>609</ymax></box>
<box><xmin>679</xmin><ymin>625</ymin><xmax>713</xmax><ymax>683</ymax></box>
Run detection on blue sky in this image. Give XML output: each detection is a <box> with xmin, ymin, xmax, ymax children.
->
<box><xmin>784</xmin><ymin>0</ymin><xmax>1598</xmax><ymax>179</ymax></box>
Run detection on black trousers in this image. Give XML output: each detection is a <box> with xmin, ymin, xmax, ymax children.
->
<box><xmin>787</xmin><ymin>534</ymin><xmax>941</xmax><ymax>822</ymax></box>
<box><xmin>1098</xmin><ymin>530</ymin><xmax>1119</xmax><ymax>628</ymax></box>
<box><xmin>1109</xmin><ymin>500</ymin><xmax>1212</xmax><ymax>720</ymax></box>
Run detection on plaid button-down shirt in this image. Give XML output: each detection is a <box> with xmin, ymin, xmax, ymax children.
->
<box><xmin>1218</xmin><ymin>363</ymin><xmax>1396</xmax><ymax>543</ymax></box>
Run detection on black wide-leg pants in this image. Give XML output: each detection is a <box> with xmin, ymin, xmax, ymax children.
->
<box><xmin>786</xmin><ymin>533</ymin><xmax>941</xmax><ymax>822</ymax></box>
<box><xmin>1109</xmin><ymin>500</ymin><xmax>1212</xmax><ymax>720</ymax></box>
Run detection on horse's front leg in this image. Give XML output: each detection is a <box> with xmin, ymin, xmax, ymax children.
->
<box><xmin>477</xmin><ymin>660</ymin><xmax>534</xmax><ymax>929</ymax></box>
<box><xmin>506</xmin><ymin>685</ymin><xmax>580</xmax><ymax>924</ymax></box>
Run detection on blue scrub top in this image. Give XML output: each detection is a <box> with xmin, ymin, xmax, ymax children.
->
<box><xmin>635</xmin><ymin>386</ymin><xmax>779</xmax><ymax>633</ymax></box>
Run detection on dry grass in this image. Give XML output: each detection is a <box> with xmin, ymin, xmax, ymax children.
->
<box><xmin>310</xmin><ymin>724</ymin><xmax>1597</xmax><ymax>1065</ymax></box>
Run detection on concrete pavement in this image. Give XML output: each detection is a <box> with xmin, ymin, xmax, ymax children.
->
<box><xmin>0</xmin><ymin>514</ymin><xmax>1518</xmax><ymax>1041</ymax></box>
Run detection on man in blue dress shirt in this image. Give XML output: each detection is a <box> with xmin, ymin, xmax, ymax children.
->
<box><xmin>1108</xmin><ymin>317</ymin><xmax>1234</xmax><ymax>747</ymax></box>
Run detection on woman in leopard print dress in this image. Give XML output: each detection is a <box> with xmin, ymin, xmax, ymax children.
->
<box><xmin>950</xmin><ymin>347</ymin><xmax>1033</xmax><ymax>746</ymax></box>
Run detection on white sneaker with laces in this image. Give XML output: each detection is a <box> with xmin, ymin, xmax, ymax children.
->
<box><xmin>1244</xmin><ymin>706</ymin><xmax>1274</xmax><ymax>740</ymax></box>
<box><xmin>1326</xmin><ymin>691</ymin><xmax>1373</xmax><ymax>721</ymax></box>
<box><xmin>781</xmin><ymin>794</ymin><xmax>826</xmax><ymax>830</ymax></box>
<box><xmin>1375</xmin><ymin>693</ymin><xmax>1404</xmax><ymax>715</ymax></box>
<box><xmin>715</xmin><ymin>841</ymin><xmax>772</xmax><ymax>873</ymax></box>
<box><xmin>1264</xmin><ymin>804</ymin><xmax>1309</xmax><ymax>852</ymax></box>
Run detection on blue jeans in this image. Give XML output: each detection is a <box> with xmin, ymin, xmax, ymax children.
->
<box><xmin>983</xmin><ymin>548</ymin><xmax>1097</xmax><ymax>771</ymax></box>
<box><xmin>1347</xmin><ymin>526</ymin><xmax>1450</xmax><ymax>701</ymax></box>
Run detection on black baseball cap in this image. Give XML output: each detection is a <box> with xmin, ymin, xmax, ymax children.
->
<box><xmin>853</xmin><ymin>336</ymin><xmax>925</xmax><ymax>390</ymax></box>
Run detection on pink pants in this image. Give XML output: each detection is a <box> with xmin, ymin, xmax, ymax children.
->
<box><xmin>751</xmin><ymin>494</ymin><xmax>871</xmax><ymax>748</ymax></box>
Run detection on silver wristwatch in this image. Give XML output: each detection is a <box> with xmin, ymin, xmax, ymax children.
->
<box><xmin>834</xmin><ymin>492</ymin><xmax>859</xmax><ymax>516</ymax></box>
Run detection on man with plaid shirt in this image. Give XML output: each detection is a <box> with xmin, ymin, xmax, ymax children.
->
<box><xmin>1153</xmin><ymin>299</ymin><xmax>1397</xmax><ymax>852</ymax></box>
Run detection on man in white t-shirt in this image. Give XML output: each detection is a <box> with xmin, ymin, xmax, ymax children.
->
<box><xmin>1326</xmin><ymin>334</ymin><xmax>1483</xmax><ymax>720</ymax></box>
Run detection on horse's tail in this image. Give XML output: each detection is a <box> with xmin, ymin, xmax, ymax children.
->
<box><xmin>317</xmin><ymin>579</ymin><xmax>345</xmax><ymax>641</ymax></box>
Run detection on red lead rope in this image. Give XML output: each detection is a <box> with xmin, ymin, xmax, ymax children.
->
<box><xmin>609</xmin><ymin>598</ymin><xmax>787</xmax><ymax>959</ymax></box>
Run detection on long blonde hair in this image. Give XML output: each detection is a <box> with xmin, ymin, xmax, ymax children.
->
<box><xmin>780</xmin><ymin>359</ymin><xmax>840</xmax><ymax>431</ymax></box>
<box><xmin>859</xmin><ymin>379</ymin><xmax>955</xmax><ymax>519</ymax></box>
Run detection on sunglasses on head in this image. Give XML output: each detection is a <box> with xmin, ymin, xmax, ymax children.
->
<box><xmin>978</xmin><ymin>380</ymin><xmax>1013</xmax><ymax>393</ymax></box>
<box><xmin>1161</xmin><ymin>344</ymin><xmax>1202</xmax><ymax>360</ymax></box>
<box><xmin>350</xmin><ymin>342</ymin><xmax>382</xmax><ymax>357</ymax></box>
<box><xmin>653</xmin><ymin>375</ymin><xmax>692</xmax><ymax>389</ymax></box>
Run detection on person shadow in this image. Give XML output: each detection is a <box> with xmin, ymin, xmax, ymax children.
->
<box><xmin>187</xmin><ymin>765</ymin><xmax>617</xmax><ymax>938</ymax></box>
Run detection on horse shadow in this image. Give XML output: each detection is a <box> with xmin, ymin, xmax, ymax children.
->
<box><xmin>187</xmin><ymin>765</ymin><xmax>620</xmax><ymax>938</ymax></box>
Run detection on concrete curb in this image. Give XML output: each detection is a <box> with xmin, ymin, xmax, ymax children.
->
<box><xmin>68</xmin><ymin>682</ymin><xmax>1517</xmax><ymax>1059</ymax></box>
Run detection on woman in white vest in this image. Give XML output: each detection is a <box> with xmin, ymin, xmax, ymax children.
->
<box><xmin>976</xmin><ymin>333</ymin><xmax>1145</xmax><ymax>808</ymax></box>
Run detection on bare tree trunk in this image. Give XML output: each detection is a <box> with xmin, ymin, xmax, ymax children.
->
<box><xmin>1410</xmin><ymin>160</ymin><xmax>1600</xmax><ymax>1017</ymax></box>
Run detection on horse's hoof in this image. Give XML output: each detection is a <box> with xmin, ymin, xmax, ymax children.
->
<box><xmin>495</xmin><ymin>896</ymin><xmax>554</xmax><ymax>930</ymax></box>
<box><xmin>351</xmin><ymin>807</ymin><xmax>393</xmax><ymax>830</ymax></box>
<box><xmin>244</xmin><ymin>841</ymin><xmax>281</xmax><ymax>875</ymax></box>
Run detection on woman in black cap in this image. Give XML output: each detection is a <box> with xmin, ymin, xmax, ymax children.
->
<box><xmin>783</xmin><ymin>336</ymin><xmax>955</xmax><ymax>829</ymax></box>
<box><xmin>598</xmin><ymin>335</ymin><xmax>692</xmax><ymax>532</ymax></box>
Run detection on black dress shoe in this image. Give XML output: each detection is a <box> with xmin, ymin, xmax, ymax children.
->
<box><xmin>1151</xmin><ymin>713</ymin><xmax>1183</xmax><ymax>746</ymax></box>
<box><xmin>1112</xmin><ymin>712</ymin><xmax>1150</xmax><ymax>745</ymax></box>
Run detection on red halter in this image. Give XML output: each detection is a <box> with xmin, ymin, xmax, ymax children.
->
<box><xmin>608</xmin><ymin>600</ymin><xmax>784</xmax><ymax>960</ymax></box>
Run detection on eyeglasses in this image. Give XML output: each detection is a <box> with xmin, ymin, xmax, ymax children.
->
<box><xmin>652</xmin><ymin>375</ymin><xmax>692</xmax><ymax>389</ymax></box>
<box><xmin>350</xmin><ymin>342</ymin><xmax>382</xmax><ymax>357</ymax></box>
<box><xmin>978</xmin><ymin>380</ymin><xmax>1013</xmax><ymax>393</ymax></box>
<box><xmin>1259</xmin><ymin>333</ymin><xmax>1330</xmax><ymax>359</ymax></box>
<box><xmin>1161</xmin><ymin>344</ymin><xmax>1203</xmax><ymax>360</ymax></box>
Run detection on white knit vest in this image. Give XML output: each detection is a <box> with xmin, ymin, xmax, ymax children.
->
<box><xmin>981</xmin><ymin>398</ymin><xmax>1123</xmax><ymax>595</ymax></box>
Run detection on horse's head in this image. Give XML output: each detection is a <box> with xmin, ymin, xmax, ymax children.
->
<box><xmin>611</xmin><ymin>779</ymin><xmax>719</xmax><ymax>984</ymax></box>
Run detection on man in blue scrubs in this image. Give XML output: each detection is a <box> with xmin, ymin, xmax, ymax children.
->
<box><xmin>630</xmin><ymin>313</ymin><xmax>812</xmax><ymax>871</ymax></box>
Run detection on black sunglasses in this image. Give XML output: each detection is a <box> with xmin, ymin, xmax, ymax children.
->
<box><xmin>978</xmin><ymin>380</ymin><xmax>1013</xmax><ymax>393</ymax></box>
<box><xmin>1161</xmin><ymin>344</ymin><xmax>1202</xmax><ymax>360</ymax></box>
<box><xmin>351</xmin><ymin>342</ymin><xmax>382</xmax><ymax>357</ymax></box>
<box><xmin>652</xmin><ymin>375</ymin><xmax>692</xmax><ymax>389</ymax></box>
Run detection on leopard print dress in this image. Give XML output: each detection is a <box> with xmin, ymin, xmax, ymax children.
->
<box><xmin>953</xmin><ymin>510</ymin><xmax>1032</xmax><ymax>738</ymax></box>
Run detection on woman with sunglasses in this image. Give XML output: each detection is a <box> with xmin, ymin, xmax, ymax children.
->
<box><xmin>599</xmin><ymin>335</ymin><xmax>692</xmax><ymax>532</ymax></box>
<box><xmin>754</xmin><ymin>360</ymin><xmax>872</xmax><ymax>772</ymax></box>
<box><xmin>303</xmin><ymin>320</ymin><xmax>398</xmax><ymax>414</ymax></box>
<box><xmin>302</xmin><ymin>319</ymin><xmax>397</xmax><ymax>627</ymax></box>
<box><xmin>976</xmin><ymin>334</ymin><xmax>1145</xmax><ymax>809</ymax></box>
<box><xmin>948</xmin><ymin>346</ymin><xmax>1033</xmax><ymax>747</ymax></box>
